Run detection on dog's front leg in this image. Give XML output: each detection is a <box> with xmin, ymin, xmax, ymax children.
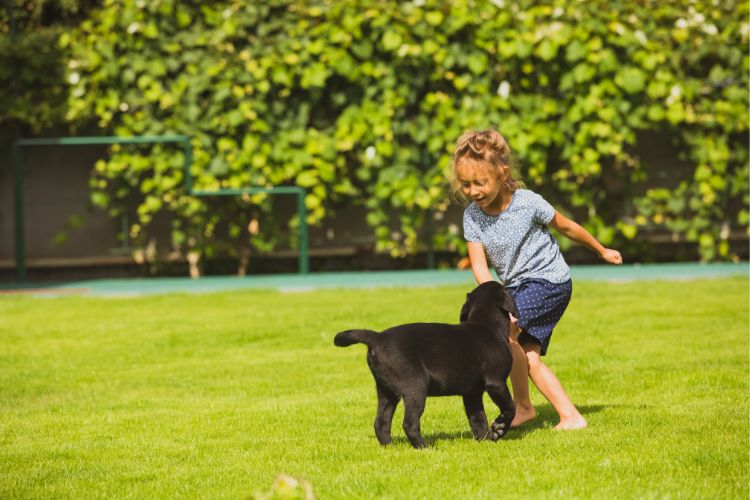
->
<box><xmin>486</xmin><ymin>380</ymin><xmax>515</xmax><ymax>441</ymax></box>
<box><xmin>462</xmin><ymin>392</ymin><xmax>490</xmax><ymax>440</ymax></box>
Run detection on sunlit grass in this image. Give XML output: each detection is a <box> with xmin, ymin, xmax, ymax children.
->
<box><xmin>1</xmin><ymin>277</ymin><xmax>747</xmax><ymax>498</ymax></box>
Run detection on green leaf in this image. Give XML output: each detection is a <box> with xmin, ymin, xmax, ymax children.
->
<box><xmin>535</xmin><ymin>39</ymin><xmax>558</xmax><ymax>61</ymax></box>
<box><xmin>467</xmin><ymin>53</ymin><xmax>488</xmax><ymax>75</ymax></box>
<box><xmin>615</xmin><ymin>67</ymin><xmax>646</xmax><ymax>94</ymax></box>
<box><xmin>382</xmin><ymin>31</ymin><xmax>402</xmax><ymax>51</ymax></box>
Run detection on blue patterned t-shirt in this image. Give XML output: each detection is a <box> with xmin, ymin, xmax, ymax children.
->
<box><xmin>463</xmin><ymin>189</ymin><xmax>570</xmax><ymax>287</ymax></box>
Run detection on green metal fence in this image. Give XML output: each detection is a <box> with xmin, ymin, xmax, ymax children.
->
<box><xmin>12</xmin><ymin>135</ymin><xmax>308</xmax><ymax>281</ymax></box>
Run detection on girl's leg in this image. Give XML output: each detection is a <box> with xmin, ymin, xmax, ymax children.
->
<box><xmin>523</xmin><ymin>344</ymin><xmax>587</xmax><ymax>430</ymax></box>
<box><xmin>508</xmin><ymin>323</ymin><xmax>536</xmax><ymax>427</ymax></box>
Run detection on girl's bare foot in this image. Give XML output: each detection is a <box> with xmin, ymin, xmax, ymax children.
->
<box><xmin>511</xmin><ymin>405</ymin><xmax>537</xmax><ymax>428</ymax></box>
<box><xmin>554</xmin><ymin>414</ymin><xmax>588</xmax><ymax>430</ymax></box>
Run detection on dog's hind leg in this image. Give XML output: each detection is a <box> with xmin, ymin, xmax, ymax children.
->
<box><xmin>374</xmin><ymin>383</ymin><xmax>399</xmax><ymax>446</ymax></box>
<box><xmin>486</xmin><ymin>380</ymin><xmax>515</xmax><ymax>441</ymax></box>
<box><xmin>462</xmin><ymin>392</ymin><xmax>490</xmax><ymax>440</ymax></box>
<box><xmin>402</xmin><ymin>392</ymin><xmax>428</xmax><ymax>449</ymax></box>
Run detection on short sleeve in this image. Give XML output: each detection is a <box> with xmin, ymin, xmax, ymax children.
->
<box><xmin>531</xmin><ymin>192</ymin><xmax>556</xmax><ymax>225</ymax></box>
<box><xmin>463</xmin><ymin>208</ymin><xmax>481</xmax><ymax>242</ymax></box>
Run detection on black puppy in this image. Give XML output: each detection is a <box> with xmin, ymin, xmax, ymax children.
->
<box><xmin>334</xmin><ymin>281</ymin><xmax>518</xmax><ymax>448</ymax></box>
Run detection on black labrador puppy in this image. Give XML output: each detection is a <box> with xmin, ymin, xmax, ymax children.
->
<box><xmin>333</xmin><ymin>281</ymin><xmax>518</xmax><ymax>448</ymax></box>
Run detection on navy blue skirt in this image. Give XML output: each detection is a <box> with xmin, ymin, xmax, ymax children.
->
<box><xmin>506</xmin><ymin>279</ymin><xmax>572</xmax><ymax>356</ymax></box>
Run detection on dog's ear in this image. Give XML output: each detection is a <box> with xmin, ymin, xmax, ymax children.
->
<box><xmin>499</xmin><ymin>289</ymin><xmax>519</xmax><ymax>319</ymax></box>
<box><xmin>459</xmin><ymin>293</ymin><xmax>472</xmax><ymax>322</ymax></box>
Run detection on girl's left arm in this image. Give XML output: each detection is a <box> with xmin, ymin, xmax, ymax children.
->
<box><xmin>549</xmin><ymin>211</ymin><xmax>623</xmax><ymax>265</ymax></box>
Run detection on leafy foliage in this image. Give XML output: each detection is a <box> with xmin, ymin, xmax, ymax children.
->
<box><xmin>0</xmin><ymin>0</ymin><xmax>100</xmax><ymax>130</ymax></box>
<box><xmin>17</xmin><ymin>0</ymin><xmax>750</xmax><ymax>263</ymax></box>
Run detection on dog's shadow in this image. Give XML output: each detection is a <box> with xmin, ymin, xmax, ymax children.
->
<box><xmin>387</xmin><ymin>404</ymin><xmax>609</xmax><ymax>446</ymax></box>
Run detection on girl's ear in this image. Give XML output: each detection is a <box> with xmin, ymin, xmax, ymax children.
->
<box><xmin>497</xmin><ymin>164</ymin><xmax>509</xmax><ymax>182</ymax></box>
<box><xmin>500</xmin><ymin>164</ymin><xmax>513</xmax><ymax>189</ymax></box>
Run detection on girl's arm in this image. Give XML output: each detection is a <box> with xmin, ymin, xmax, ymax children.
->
<box><xmin>467</xmin><ymin>242</ymin><xmax>520</xmax><ymax>323</ymax></box>
<box><xmin>467</xmin><ymin>242</ymin><xmax>496</xmax><ymax>284</ymax></box>
<box><xmin>549</xmin><ymin>211</ymin><xmax>623</xmax><ymax>265</ymax></box>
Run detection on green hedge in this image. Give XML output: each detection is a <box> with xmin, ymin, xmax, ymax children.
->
<box><xmin>7</xmin><ymin>0</ymin><xmax>749</xmax><ymax>265</ymax></box>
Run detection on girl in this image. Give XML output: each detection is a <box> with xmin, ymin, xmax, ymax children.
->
<box><xmin>450</xmin><ymin>129</ymin><xmax>622</xmax><ymax>430</ymax></box>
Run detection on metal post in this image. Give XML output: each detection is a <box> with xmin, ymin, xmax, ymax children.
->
<box><xmin>297</xmin><ymin>190</ymin><xmax>309</xmax><ymax>274</ymax></box>
<box><xmin>13</xmin><ymin>135</ymin><xmax>190</xmax><ymax>282</ymax></box>
<box><xmin>13</xmin><ymin>134</ymin><xmax>309</xmax><ymax>279</ymax></box>
<box><xmin>189</xmin><ymin>186</ymin><xmax>309</xmax><ymax>275</ymax></box>
<box><xmin>12</xmin><ymin>142</ymin><xmax>25</xmax><ymax>281</ymax></box>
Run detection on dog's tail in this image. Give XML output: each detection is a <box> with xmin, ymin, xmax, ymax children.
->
<box><xmin>333</xmin><ymin>329</ymin><xmax>379</xmax><ymax>347</ymax></box>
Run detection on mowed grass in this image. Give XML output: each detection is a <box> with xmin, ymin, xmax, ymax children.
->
<box><xmin>0</xmin><ymin>277</ymin><xmax>747</xmax><ymax>498</ymax></box>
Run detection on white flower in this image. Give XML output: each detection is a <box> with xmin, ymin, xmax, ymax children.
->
<box><xmin>675</xmin><ymin>19</ymin><xmax>689</xmax><ymax>29</ymax></box>
<box><xmin>497</xmin><ymin>81</ymin><xmax>511</xmax><ymax>99</ymax></box>
<box><xmin>702</xmin><ymin>23</ymin><xmax>718</xmax><ymax>36</ymax></box>
<box><xmin>666</xmin><ymin>85</ymin><xmax>682</xmax><ymax>105</ymax></box>
<box><xmin>127</xmin><ymin>22</ymin><xmax>141</xmax><ymax>34</ymax></box>
<box><xmin>68</xmin><ymin>72</ymin><xmax>80</xmax><ymax>85</ymax></box>
<box><xmin>119</xmin><ymin>102</ymin><xmax>129</xmax><ymax>112</ymax></box>
<box><xmin>365</xmin><ymin>146</ymin><xmax>376</xmax><ymax>160</ymax></box>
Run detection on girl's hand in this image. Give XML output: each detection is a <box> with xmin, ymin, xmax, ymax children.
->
<box><xmin>600</xmin><ymin>248</ymin><xmax>623</xmax><ymax>265</ymax></box>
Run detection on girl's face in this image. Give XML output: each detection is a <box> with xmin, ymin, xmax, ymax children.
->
<box><xmin>455</xmin><ymin>159</ymin><xmax>508</xmax><ymax>213</ymax></box>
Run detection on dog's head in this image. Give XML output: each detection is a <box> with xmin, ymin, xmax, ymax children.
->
<box><xmin>459</xmin><ymin>281</ymin><xmax>518</xmax><ymax>325</ymax></box>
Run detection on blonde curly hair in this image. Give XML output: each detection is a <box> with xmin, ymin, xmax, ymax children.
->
<box><xmin>449</xmin><ymin>129</ymin><xmax>524</xmax><ymax>205</ymax></box>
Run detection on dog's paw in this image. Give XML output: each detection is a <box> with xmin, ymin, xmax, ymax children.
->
<box><xmin>487</xmin><ymin>421</ymin><xmax>507</xmax><ymax>441</ymax></box>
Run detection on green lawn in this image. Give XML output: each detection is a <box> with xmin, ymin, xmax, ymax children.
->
<box><xmin>1</xmin><ymin>277</ymin><xmax>748</xmax><ymax>498</ymax></box>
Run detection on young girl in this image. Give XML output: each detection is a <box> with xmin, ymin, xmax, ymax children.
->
<box><xmin>450</xmin><ymin>129</ymin><xmax>622</xmax><ymax>430</ymax></box>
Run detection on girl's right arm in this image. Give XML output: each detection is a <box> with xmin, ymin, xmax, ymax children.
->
<box><xmin>467</xmin><ymin>242</ymin><xmax>495</xmax><ymax>284</ymax></box>
<box><xmin>467</xmin><ymin>242</ymin><xmax>519</xmax><ymax>324</ymax></box>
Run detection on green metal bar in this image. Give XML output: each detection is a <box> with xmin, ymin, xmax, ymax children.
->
<box><xmin>184</xmin><ymin>150</ymin><xmax>309</xmax><ymax>274</ymax></box>
<box><xmin>16</xmin><ymin>135</ymin><xmax>189</xmax><ymax>147</ymax></box>
<box><xmin>191</xmin><ymin>187</ymin><xmax>305</xmax><ymax>196</ymax></box>
<box><xmin>13</xmin><ymin>134</ymin><xmax>309</xmax><ymax>280</ymax></box>
<box><xmin>12</xmin><ymin>142</ymin><xmax>25</xmax><ymax>281</ymax></box>
<box><xmin>13</xmin><ymin>135</ymin><xmax>192</xmax><ymax>282</ymax></box>
<box><xmin>296</xmin><ymin>189</ymin><xmax>309</xmax><ymax>274</ymax></box>
<box><xmin>189</xmin><ymin>185</ymin><xmax>309</xmax><ymax>274</ymax></box>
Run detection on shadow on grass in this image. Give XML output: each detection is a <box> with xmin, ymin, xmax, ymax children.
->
<box><xmin>379</xmin><ymin>405</ymin><xmax>610</xmax><ymax>447</ymax></box>
<box><xmin>387</xmin><ymin>431</ymin><xmax>474</xmax><ymax>447</ymax></box>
